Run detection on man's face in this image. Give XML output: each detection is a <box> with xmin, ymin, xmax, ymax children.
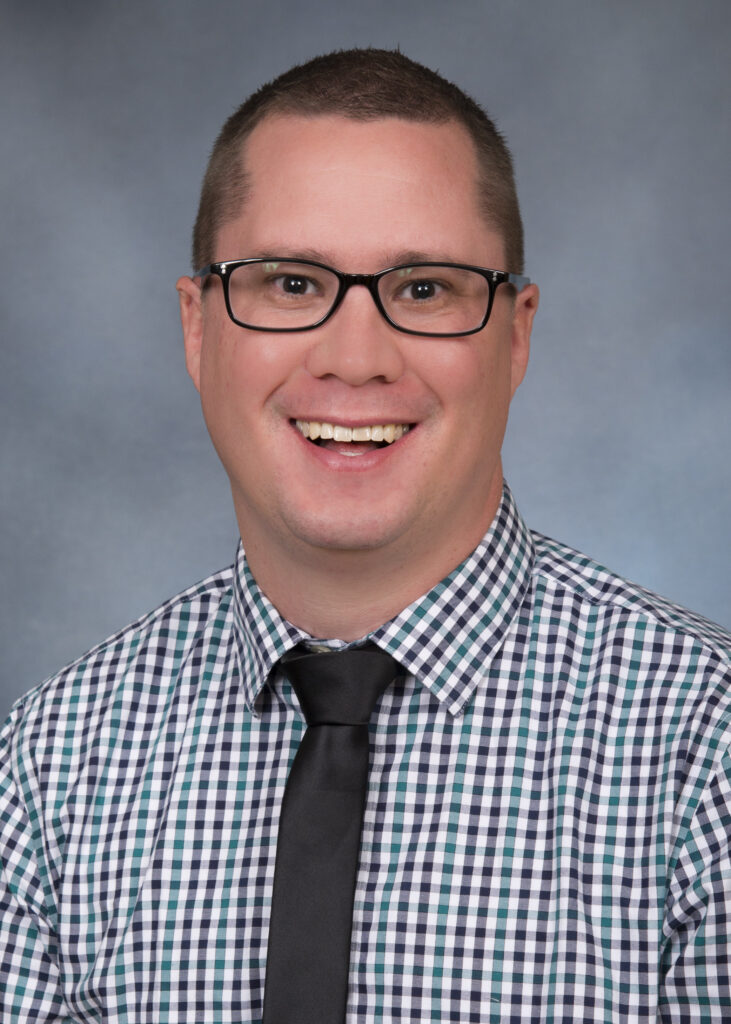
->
<box><xmin>178</xmin><ymin>114</ymin><xmax>537</xmax><ymax>580</ymax></box>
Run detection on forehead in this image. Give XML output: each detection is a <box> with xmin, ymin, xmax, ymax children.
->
<box><xmin>216</xmin><ymin>114</ymin><xmax>504</xmax><ymax>268</ymax></box>
<box><xmin>244</xmin><ymin>112</ymin><xmax>479</xmax><ymax>175</ymax></box>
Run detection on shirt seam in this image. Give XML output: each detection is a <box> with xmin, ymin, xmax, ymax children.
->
<box><xmin>531</xmin><ymin>552</ymin><xmax>731</xmax><ymax>669</ymax></box>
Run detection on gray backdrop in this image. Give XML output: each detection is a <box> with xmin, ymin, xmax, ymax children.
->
<box><xmin>2</xmin><ymin>0</ymin><xmax>729</xmax><ymax>719</ymax></box>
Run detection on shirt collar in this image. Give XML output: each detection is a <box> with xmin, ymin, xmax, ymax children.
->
<box><xmin>232</xmin><ymin>482</ymin><xmax>534</xmax><ymax>717</ymax></box>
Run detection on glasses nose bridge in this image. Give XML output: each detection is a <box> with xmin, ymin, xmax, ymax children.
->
<box><xmin>336</xmin><ymin>271</ymin><xmax>383</xmax><ymax>319</ymax></box>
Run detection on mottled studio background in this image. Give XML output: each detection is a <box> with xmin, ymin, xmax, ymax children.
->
<box><xmin>2</xmin><ymin>0</ymin><xmax>729</xmax><ymax>718</ymax></box>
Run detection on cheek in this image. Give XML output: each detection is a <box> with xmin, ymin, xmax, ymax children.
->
<box><xmin>199</xmin><ymin>339</ymin><xmax>235</xmax><ymax>424</ymax></box>
<box><xmin>197</xmin><ymin>328</ymin><xmax>253</xmax><ymax>459</ymax></box>
<box><xmin>198</xmin><ymin>329</ymin><xmax>264</xmax><ymax>407</ymax></box>
<box><xmin>198</xmin><ymin>328</ymin><xmax>310</xmax><ymax>452</ymax></box>
<box><xmin>423</xmin><ymin>336</ymin><xmax>512</xmax><ymax>420</ymax></box>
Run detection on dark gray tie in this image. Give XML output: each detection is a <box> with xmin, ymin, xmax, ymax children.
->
<box><xmin>262</xmin><ymin>643</ymin><xmax>398</xmax><ymax>1024</ymax></box>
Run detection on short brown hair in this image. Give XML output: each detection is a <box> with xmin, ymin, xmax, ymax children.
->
<box><xmin>192</xmin><ymin>48</ymin><xmax>524</xmax><ymax>273</ymax></box>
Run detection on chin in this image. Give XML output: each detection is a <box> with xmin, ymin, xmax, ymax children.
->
<box><xmin>284</xmin><ymin>507</ymin><xmax>411</xmax><ymax>555</ymax></box>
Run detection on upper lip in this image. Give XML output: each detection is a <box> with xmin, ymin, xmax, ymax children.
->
<box><xmin>290</xmin><ymin>416</ymin><xmax>413</xmax><ymax>427</ymax></box>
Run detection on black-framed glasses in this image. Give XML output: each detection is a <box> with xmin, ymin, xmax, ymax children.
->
<box><xmin>194</xmin><ymin>258</ymin><xmax>530</xmax><ymax>338</ymax></box>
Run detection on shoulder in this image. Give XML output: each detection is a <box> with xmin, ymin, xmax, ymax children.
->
<box><xmin>523</xmin><ymin>531</ymin><xmax>731</xmax><ymax>798</ymax></box>
<box><xmin>3</xmin><ymin>563</ymin><xmax>237</xmax><ymax>747</ymax></box>
<box><xmin>529</xmin><ymin>529</ymin><xmax>731</xmax><ymax>669</ymax></box>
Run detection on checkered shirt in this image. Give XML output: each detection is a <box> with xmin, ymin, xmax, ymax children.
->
<box><xmin>2</xmin><ymin>484</ymin><xmax>731</xmax><ymax>1023</ymax></box>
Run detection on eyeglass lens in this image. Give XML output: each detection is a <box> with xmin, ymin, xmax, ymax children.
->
<box><xmin>225</xmin><ymin>261</ymin><xmax>491</xmax><ymax>333</ymax></box>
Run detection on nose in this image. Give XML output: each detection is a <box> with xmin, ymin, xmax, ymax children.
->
<box><xmin>303</xmin><ymin>283</ymin><xmax>405</xmax><ymax>386</ymax></box>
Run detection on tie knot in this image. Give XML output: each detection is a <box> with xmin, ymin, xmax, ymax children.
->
<box><xmin>281</xmin><ymin>643</ymin><xmax>398</xmax><ymax>725</ymax></box>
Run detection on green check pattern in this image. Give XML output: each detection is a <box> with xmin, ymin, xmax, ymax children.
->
<box><xmin>2</xmin><ymin>485</ymin><xmax>730</xmax><ymax>1022</ymax></box>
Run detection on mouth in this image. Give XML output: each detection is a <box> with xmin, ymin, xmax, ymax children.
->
<box><xmin>294</xmin><ymin>419</ymin><xmax>412</xmax><ymax>451</ymax></box>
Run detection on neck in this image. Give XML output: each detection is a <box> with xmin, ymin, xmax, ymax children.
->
<box><xmin>237</xmin><ymin>484</ymin><xmax>503</xmax><ymax>642</ymax></box>
<box><xmin>244</xmin><ymin>544</ymin><xmax>444</xmax><ymax>641</ymax></box>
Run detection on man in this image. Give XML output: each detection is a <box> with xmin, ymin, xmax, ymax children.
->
<box><xmin>1</xmin><ymin>49</ymin><xmax>729</xmax><ymax>1023</ymax></box>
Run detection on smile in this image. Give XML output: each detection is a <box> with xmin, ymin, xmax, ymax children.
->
<box><xmin>294</xmin><ymin>420</ymin><xmax>411</xmax><ymax>445</ymax></box>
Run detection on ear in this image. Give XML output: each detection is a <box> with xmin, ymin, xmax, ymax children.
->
<box><xmin>176</xmin><ymin>275</ymin><xmax>204</xmax><ymax>393</ymax></box>
<box><xmin>509</xmin><ymin>282</ymin><xmax>539</xmax><ymax>398</ymax></box>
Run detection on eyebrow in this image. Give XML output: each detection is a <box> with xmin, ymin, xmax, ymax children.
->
<box><xmin>244</xmin><ymin>247</ymin><xmax>468</xmax><ymax>268</ymax></box>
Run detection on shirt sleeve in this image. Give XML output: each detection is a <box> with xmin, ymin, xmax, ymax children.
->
<box><xmin>660</xmin><ymin>746</ymin><xmax>731</xmax><ymax>1022</ymax></box>
<box><xmin>0</xmin><ymin>706</ymin><xmax>71</xmax><ymax>1022</ymax></box>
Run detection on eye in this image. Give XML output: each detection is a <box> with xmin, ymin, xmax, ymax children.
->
<box><xmin>275</xmin><ymin>274</ymin><xmax>317</xmax><ymax>295</ymax></box>
<box><xmin>399</xmin><ymin>277</ymin><xmax>445</xmax><ymax>302</ymax></box>
<box><xmin>403</xmin><ymin>278</ymin><xmax>438</xmax><ymax>299</ymax></box>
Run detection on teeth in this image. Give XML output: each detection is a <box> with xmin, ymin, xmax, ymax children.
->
<box><xmin>295</xmin><ymin>421</ymin><xmax>410</xmax><ymax>444</ymax></box>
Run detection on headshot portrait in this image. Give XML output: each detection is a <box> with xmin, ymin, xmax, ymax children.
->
<box><xmin>2</xmin><ymin>2</ymin><xmax>730</xmax><ymax>1022</ymax></box>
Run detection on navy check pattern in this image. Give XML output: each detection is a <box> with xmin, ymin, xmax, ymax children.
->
<box><xmin>2</xmin><ymin>484</ymin><xmax>730</xmax><ymax>1022</ymax></box>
